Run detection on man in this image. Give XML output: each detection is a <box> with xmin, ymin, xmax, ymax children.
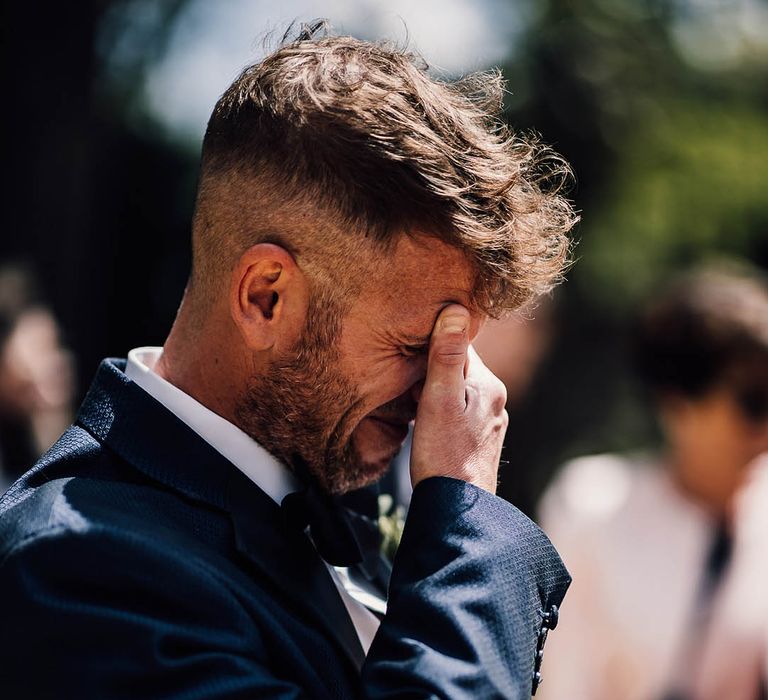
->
<box><xmin>537</xmin><ymin>264</ymin><xmax>768</xmax><ymax>699</ymax></box>
<box><xmin>0</xmin><ymin>26</ymin><xmax>576</xmax><ymax>699</ymax></box>
<box><xmin>0</xmin><ymin>264</ymin><xmax>75</xmax><ymax>492</ymax></box>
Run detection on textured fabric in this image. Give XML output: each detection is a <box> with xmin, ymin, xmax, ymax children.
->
<box><xmin>126</xmin><ymin>345</ymin><xmax>381</xmax><ymax>646</ymax></box>
<box><xmin>365</xmin><ymin>478</ymin><xmax>572</xmax><ymax>698</ymax></box>
<box><xmin>125</xmin><ymin>346</ymin><xmax>299</xmax><ymax>503</ymax></box>
<box><xmin>0</xmin><ymin>358</ymin><xmax>571</xmax><ymax>699</ymax></box>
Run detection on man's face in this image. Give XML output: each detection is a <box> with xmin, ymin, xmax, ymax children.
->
<box><xmin>236</xmin><ymin>235</ymin><xmax>480</xmax><ymax>493</ymax></box>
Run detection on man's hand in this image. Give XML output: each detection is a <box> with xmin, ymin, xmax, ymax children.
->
<box><xmin>410</xmin><ymin>304</ymin><xmax>508</xmax><ymax>494</ymax></box>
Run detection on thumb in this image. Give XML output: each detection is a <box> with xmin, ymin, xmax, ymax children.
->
<box><xmin>420</xmin><ymin>304</ymin><xmax>470</xmax><ymax>412</ymax></box>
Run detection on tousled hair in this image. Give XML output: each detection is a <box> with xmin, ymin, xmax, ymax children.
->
<box><xmin>193</xmin><ymin>21</ymin><xmax>578</xmax><ymax>315</ymax></box>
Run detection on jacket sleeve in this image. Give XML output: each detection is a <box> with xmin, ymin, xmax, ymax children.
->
<box><xmin>0</xmin><ymin>478</ymin><xmax>570</xmax><ymax>700</ymax></box>
<box><xmin>362</xmin><ymin>477</ymin><xmax>571</xmax><ymax>700</ymax></box>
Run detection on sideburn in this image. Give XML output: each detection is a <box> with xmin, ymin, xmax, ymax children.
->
<box><xmin>234</xmin><ymin>288</ymin><xmax>366</xmax><ymax>493</ymax></box>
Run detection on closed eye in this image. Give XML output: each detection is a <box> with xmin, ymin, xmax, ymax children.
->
<box><xmin>400</xmin><ymin>343</ymin><xmax>429</xmax><ymax>358</ymax></box>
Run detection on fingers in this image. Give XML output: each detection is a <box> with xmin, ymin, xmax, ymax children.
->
<box><xmin>421</xmin><ymin>304</ymin><xmax>470</xmax><ymax>411</ymax></box>
<box><xmin>466</xmin><ymin>346</ymin><xmax>508</xmax><ymax>415</ymax></box>
<box><xmin>410</xmin><ymin>305</ymin><xmax>508</xmax><ymax>495</ymax></box>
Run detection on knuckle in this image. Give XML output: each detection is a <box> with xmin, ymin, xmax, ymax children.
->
<box><xmin>490</xmin><ymin>372</ymin><xmax>506</xmax><ymax>395</ymax></box>
<box><xmin>490</xmin><ymin>410</ymin><xmax>509</xmax><ymax>435</ymax></box>
<box><xmin>435</xmin><ymin>354</ymin><xmax>466</xmax><ymax>368</ymax></box>
<box><xmin>431</xmin><ymin>335</ymin><xmax>467</xmax><ymax>362</ymax></box>
<box><xmin>492</xmin><ymin>382</ymin><xmax>508</xmax><ymax>413</ymax></box>
<box><xmin>480</xmin><ymin>370</ymin><xmax>506</xmax><ymax>402</ymax></box>
<box><xmin>466</xmin><ymin>375</ymin><xmax>506</xmax><ymax>414</ymax></box>
<box><xmin>432</xmin><ymin>347</ymin><xmax>467</xmax><ymax>366</ymax></box>
<box><xmin>421</xmin><ymin>385</ymin><xmax>465</xmax><ymax>414</ymax></box>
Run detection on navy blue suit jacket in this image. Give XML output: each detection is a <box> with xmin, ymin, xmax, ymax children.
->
<box><xmin>0</xmin><ymin>359</ymin><xmax>570</xmax><ymax>699</ymax></box>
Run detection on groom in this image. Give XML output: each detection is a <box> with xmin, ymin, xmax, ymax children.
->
<box><xmin>0</xmin><ymin>26</ymin><xmax>575</xmax><ymax>699</ymax></box>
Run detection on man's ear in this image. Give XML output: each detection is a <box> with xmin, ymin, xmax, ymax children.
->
<box><xmin>230</xmin><ymin>243</ymin><xmax>308</xmax><ymax>351</ymax></box>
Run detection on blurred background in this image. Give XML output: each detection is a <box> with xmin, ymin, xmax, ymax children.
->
<box><xmin>1</xmin><ymin>0</ymin><xmax>767</xmax><ymax>509</ymax></box>
<box><xmin>2</xmin><ymin>1</ymin><xmax>768</xmax><ymax>697</ymax></box>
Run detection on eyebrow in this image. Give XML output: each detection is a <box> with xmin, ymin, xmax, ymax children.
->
<box><xmin>400</xmin><ymin>333</ymin><xmax>431</xmax><ymax>346</ymax></box>
<box><xmin>398</xmin><ymin>300</ymin><xmax>469</xmax><ymax>347</ymax></box>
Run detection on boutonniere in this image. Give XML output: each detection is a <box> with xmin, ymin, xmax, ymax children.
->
<box><xmin>378</xmin><ymin>493</ymin><xmax>406</xmax><ymax>561</ymax></box>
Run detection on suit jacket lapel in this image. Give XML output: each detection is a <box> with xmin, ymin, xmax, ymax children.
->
<box><xmin>226</xmin><ymin>469</ymin><xmax>366</xmax><ymax>669</ymax></box>
<box><xmin>76</xmin><ymin>359</ymin><xmax>366</xmax><ymax>671</ymax></box>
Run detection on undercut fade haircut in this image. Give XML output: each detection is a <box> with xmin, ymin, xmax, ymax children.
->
<box><xmin>194</xmin><ymin>21</ymin><xmax>578</xmax><ymax>315</ymax></box>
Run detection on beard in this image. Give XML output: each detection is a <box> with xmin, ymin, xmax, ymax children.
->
<box><xmin>234</xmin><ymin>290</ymin><xmax>385</xmax><ymax>494</ymax></box>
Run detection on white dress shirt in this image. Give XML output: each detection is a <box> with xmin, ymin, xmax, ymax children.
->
<box><xmin>126</xmin><ymin>347</ymin><xmax>382</xmax><ymax>654</ymax></box>
<box><xmin>537</xmin><ymin>452</ymin><xmax>768</xmax><ymax>700</ymax></box>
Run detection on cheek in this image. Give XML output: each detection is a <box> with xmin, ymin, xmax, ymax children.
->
<box><xmin>352</xmin><ymin>355</ymin><xmax>425</xmax><ymax>408</ymax></box>
<box><xmin>741</xmin><ymin>420</ymin><xmax>768</xmax><ymax>455</ymax></box>
<box><xmin>708</xmin><ymin>410</ymin><xmax>764</xmax><ymax>460</ymax></box>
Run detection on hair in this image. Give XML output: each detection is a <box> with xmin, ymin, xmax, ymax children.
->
<box><xmin>190</xmin><ymin>21</ymin><xmax>577</xmax><ymax>316</ymax></box>
<box><xmin>632</xmin><ymin>263</ymin><xmax>768</xmax><ymax>421</ymax></box>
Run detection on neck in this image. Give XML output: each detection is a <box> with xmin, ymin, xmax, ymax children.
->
<box><xmin>154</xmin><ymin>299</ymin><xmax>245</xmax><ymax>426</ymax></box>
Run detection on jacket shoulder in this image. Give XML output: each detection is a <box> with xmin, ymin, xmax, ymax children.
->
<box><xmin>0</xmin><ymin>425</ymin><xmax>231</xmax><ymax>566</ymax></box>
<box><xmin>1</xmin><ymin>426</ymin><xmax>104</xmax><ymax>554</ymax></box>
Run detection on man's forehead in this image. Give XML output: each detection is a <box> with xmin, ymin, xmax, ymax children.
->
<box><xmin>365</xmin><ymin>234</ymin><xmax>477</xmax><ymax>336</ymax></box>
<box><xmin>375</xmin><ymin>234</ymin><xmax>475</xmax><ymax>299</ymax></box>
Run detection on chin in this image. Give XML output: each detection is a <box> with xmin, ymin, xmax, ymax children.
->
<box><xmin>321</xmin><ymin>414</ymin><xmax>409</xmax><ymax>494</ymax></box>
<box><xmin>352</xmin><ymin>447</ymin><xmax>399</xmax><ymax>484</ymax></box>
<box><xmin>362</xmin><ymin>452</ymin><xmax>398</xmax><ymax>479</ymax></box>
<box><xmin>323</xmin><ymin>456</ymin><xmax>390</xmax><ymax>495</ymax></box>
<box><xmin>351</xmin><ymin>459</ymin><xmax>393</xmax><ymax>492</ymax></box>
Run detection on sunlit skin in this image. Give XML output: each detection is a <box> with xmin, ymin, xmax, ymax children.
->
<box><xmin>156</xmin><ymin>233</ymin><xmax>489</xmax><ymax>493</ymax></box>
<box><xmin>332</xmin><ymin>235</ymin><xmax>482</xmax><ymax>483</ymax></box>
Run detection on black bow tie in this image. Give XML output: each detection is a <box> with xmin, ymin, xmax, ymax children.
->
<box><xmin>281</xmin><ymin>460</ymin><xmax>380</xmax><ymax>569</ymax></box>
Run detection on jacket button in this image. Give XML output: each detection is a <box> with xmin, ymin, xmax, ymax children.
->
<box><xmin>541</xmin><ymin>604</ymin><xmax>560</xmax><ymax>630</ymax></box>
<box><xmin>536</xmin><ymin>626</ymin><xmax>549</xmax><ymax>651</ymax></box>
<box><xmin>531</xmin><ymin>671</ymin><xmax>543</xmax><ymax>695</ymax></box>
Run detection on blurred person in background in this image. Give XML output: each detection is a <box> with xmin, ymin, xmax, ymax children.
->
<box><xmin>0</xmin><ymin>264</ymin><xmax>75</xmax><ymax>492</ymax></box>
<box><xmin>537</xmin><ymin>263</ymin><xmax>768</xmax><ymax>700</ymax></box>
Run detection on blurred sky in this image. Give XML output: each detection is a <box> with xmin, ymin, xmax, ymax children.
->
<box><xmin>99</xmin><ymin>0</ymin><xmax>538</xmax><ymax>143</ymax></box>
<box><xmin>97</xmin><ymin>0</ymin><xmax>768</xmax><ymax>146</ymax></box>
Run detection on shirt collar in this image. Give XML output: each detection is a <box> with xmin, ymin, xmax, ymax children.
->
<box><xmin>125</xmin><ymin>346</ymin><xmax>299</xmax><ymax>504</ymax></box>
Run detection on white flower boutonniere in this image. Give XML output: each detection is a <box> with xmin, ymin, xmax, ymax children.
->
<box><xmin>378</xmin><ymin>493</ymin><xmax>406</xmax><ymax>562</ymax></box>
